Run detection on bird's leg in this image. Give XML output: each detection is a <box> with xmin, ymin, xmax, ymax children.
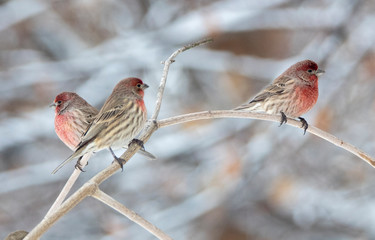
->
<box><xmin>298</xmin><ymin>117</ymin><xmax>308</xmax><ymax>135</ymax></box>
<box><xmin>129</xmin><ymin>138</ymin><xmax>145</xmax><ymax>150</ymax></box>
<box><xmin>74</xmin><ymin>156</ymin><xmax>86</xmax><ymax>172</ymax></box>
<box><xmin>109</xmin><ymin>147</ymin><xmax>125</xmax><ymax>171</ymax></box>
<box><xmin>279</xmin><ymin>111</ymin><xmax>287</xmax><ymax>126</ymax></box>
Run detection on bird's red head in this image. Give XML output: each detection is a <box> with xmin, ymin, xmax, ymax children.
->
<box><xmin>299</xmin><ymin>60</ymin><xmax>318</xmax><ymax>71</ymax></box>
<box><xmin>289</xmin><ymin>60</ymin><xmax>325</xmax><ymax>83</ymax></box>
<box><xmin>114</xmin><ymin>77</ymin><xmax>149</xmax><ymax>98</ymax></box>
<box><xmin>51</xmin><ymin>92</ymin><xmax>77</xmax><ymax>114</ymax></box>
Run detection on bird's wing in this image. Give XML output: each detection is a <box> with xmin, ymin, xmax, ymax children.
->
<box><xmin>78</xmin><ymin>98</ymin><xmax>135</xmax><ymax>145</ymax></box>
<box><xmin>79</xmin><ymin>106</ymin><xmax>99</xmax><ymax>127</ymax></box>
<box><xmin>249</xmin><ymin>76</ymin><xmax>295</xmax><ymax>103</ymax></box>
<box><xmin>234</xmin><ymin>76</ymin><xmax>295</xmax><ymax>111</ymax></box>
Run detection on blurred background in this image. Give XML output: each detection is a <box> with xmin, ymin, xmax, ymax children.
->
<box><xmin>1</xmin><ymin>0</ymin><xmax>375</xmax><ymax>239</ymax></box>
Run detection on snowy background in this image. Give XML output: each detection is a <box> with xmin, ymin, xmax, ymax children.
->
<box><xmin>1</xmin><ymin>0</ymin><xmax>375</xmax><ymax>239</ymax></box>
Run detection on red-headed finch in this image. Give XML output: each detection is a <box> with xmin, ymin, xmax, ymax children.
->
<box><xmin>234</xmin><ymin>60</ymin><xmax>324</xmax><ymax>134</ymax></box>
<box><xmin>52</xmin><ymin>78</ymin><xmax>150</xmax><ymax>174</ymax></box>
<box><xmin>51</xmin><ymin>92</ymin><xmax>99</xmax><ymax>151</ymax></box>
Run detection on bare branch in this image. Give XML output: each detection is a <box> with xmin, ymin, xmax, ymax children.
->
<box><xmin>25</xmin><ymin>125</ymin><xmax>158</xmax><ymax>239</ymax></box>
<box><xmin>151</xmin><ymin>38</ymin><xmax>213</xmax><ymax>120</ymax></box>
<box><xmin>92</xmin><ymin>189</ymin><xmax>173</xmax><ymax>240</ymax></box>
<box><xmin>45</xmin><ymin>153</ymin><xmax>92</xmax><ymax>217</ymax></box>
<box><xmin>158</xmin><ymin>110</ymin><xmax>375</xmax><ymax>168</ymax></box>
<box><xmin>25</xmin><ymin>179</ymin><xmax>97</xmax><ymax>238</ymax></box>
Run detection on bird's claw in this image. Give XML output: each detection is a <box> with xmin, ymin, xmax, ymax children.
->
<box><xmin>113</xmin><ymin>157</ymin><xmax>125</xmax><ymax>172</ymax></box>
<box><xmin>109</xmin><ymin>147</ymin><xmax>125</xmax><ymax>172</ymax></box>
<box><xmin>129</xmin><ymin>138</ymin><xmax>145</xmax><ymax>150</ymax></box>
<box><xmin>298</xmin><ymin>117</ymin><xmax>308</xmax><ymax>135</ymax></box>
<box><xmin>279</xmin><ymin>112</ymin><xmax>287</xmax><ymax>126</ymax></box>
<box><xmin>74</xmin><ymin>156</ymin><xmax>87</xmax><ymax>172</ymax></box>
<box><xmin>74</xmin><ymin>163</ymin><xmax>85</xmax><ymax>172</ymax></box>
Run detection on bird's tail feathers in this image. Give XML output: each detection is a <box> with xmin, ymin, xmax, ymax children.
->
<box><xmin>121</xmin><ymin>147</ymin><xmax>157</xmax><ymax>160</ymax></box>
<box><xmin>138</xmin><ymin>149</ymin><xmax>157</xmax><ymax>160</ymax></box>
<box><xmin>51</xmin><ymin>154</ymin><xmax>77</xmax><ymax>174</ymax></box>
<box><xmin>233</xmin><ymin>101</ymin><xmax>262</xmax><ymax>111</ymax></box>
<box><xmin>51</xmin><ymin>140</ymin><xmax>92</xmax><ymax>174</ymax></box>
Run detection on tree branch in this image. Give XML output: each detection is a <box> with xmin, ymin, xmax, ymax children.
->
<box><xmin>25</xmin><ymin>178</ymin><xmax>97</xmax><ymax>238</ymax></box>
<box><xmin>158</xmin><ymin>110</ymin><xmax>375</xmax><ymax>168</ymax></box>
<box><xmin>45</xmin><ymin>153</ymin><xmax>92</xmax><ymax>217</ymax></box>
<box><xmin>151</xmin><ymin>38</ymin><xmax>213</xmax><ymax>120</ymax></box>
<box><xmin>25</xmin><ymin>106</ymin><xmax>160</xmax><ymax>240</ymax></box>
<box><xmin>91</xmin><ymin>189</ymin><xmax>172</xmax><ymax>240</ymax></box>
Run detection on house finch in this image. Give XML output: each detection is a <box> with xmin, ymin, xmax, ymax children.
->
<box><xmin>234</xmin><ymin>60</ymin><xmax>324</xmax><ymax>134</ymax></box>
<box><xmin>52</xmin><ymin>77</ymin><xmax>150</xmax><ymax>174</ymax></box>
<box><xmin>51</xmin><ymin>92</ymin><xmax>99</xmax><ymax>151</ymax></box>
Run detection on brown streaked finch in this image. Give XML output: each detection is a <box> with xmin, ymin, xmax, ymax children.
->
<box><xmin>234</xmin><ymin>60</ymin><xmax>324</xmax><ymax>134</ymax></box>
<box><xmin>52</xmin><ymin>77</ymin><xmax>150</xmax><ymax>174</ymax></box>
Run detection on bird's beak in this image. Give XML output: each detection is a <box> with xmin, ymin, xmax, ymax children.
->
<box><xmin>316</xmin><ymin>69</ymin><xmax>325</xmax><ymax>76</ymax></box>
<box><xmin>49</xmin><ymin>102</ymin><xmax>57</xmax><ymax>108</ymax></box>
<box><xmin>142</xmin><ymin>84</ymin><xmax>149</xmax><ymax>90</ymax></box>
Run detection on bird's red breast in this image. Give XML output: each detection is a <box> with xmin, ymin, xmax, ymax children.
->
<box><xmin>55</xmin><ymin>112</ymin><xmax>81</xmax><ymax>150</ymax></box>
<box><xmin>136</xmin><ymin>99</ymin><xmax>146</xmax><ymax>114</ymax></box>
<box><xmin>294</xmin><ymin>78</ymin><xmax>319</xmax><ymax>116</ymax></box>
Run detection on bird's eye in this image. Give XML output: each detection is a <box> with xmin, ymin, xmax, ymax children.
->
<box><xmin>137</xmin><ymin>84</ymin><xmax>142</xmax><ymax>88</ymax></box>
<box><xmin>57</xmin><ymin>100</ymin><xmax>62</xmax><ymax>104</ymax></box>
<box><xmin>307</xmin><ymin>69</ymin><xmax>313</xmax><ymax>73</ymax></box>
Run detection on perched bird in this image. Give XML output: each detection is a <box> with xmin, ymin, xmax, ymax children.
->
<box><xmin>51</xmin><ymin>92</ymin><xmax>99</xmax><ymax>171</ymax></box>
<box><xmin>52</xmin><ymin>78</ymin><xmax>150</xmax><ymax>174</ymax></box>
<box><xmin>234</xmin><ymin>60</ymin><xmax>324</xmax><ymax>134</ymax></box>
<box><xmin>51</xmin><ymin>92</ymin><xmax>99</xmax><ymax>151</ymax></box>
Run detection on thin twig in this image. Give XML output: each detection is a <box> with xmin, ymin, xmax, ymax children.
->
<box><xmin>158</xmin><ymin>110</ymin><xmax>375</xmax><ymax>168</ymax></box>
<box><xmin>151</xmin><ymin>38</ymin><xmax>213</xmax><ymax>120</ymax></box>
<box><xmin>92</xmin><ymin>189</ymin><xmax>173</xmax><ymax>240</ymax></box>
<box><xmin>45</xmin><ymin>153</ymin><xmax>92</xmax><ymax>217</ymax></box>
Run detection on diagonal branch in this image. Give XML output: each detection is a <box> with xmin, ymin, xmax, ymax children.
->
<box><xmin>45</xmin><ymin>153</ymin><xmax>92</xmax><ymax>217</ymax></box>
<box><xmin>158</xmin><ymin>110</ymin><xmax>375</xmax><ymax>168</ymax></box>
<box><xmin>91</xmin><ymin>189</ymin><xmax>173</xmax><ymax>240</ymax></box>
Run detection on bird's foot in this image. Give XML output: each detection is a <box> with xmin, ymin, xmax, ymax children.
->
<box><xmin>129</xmin><ymin>138</ymin><xmax>145</xmax><ymax>150</ymax></box>
<box><xmin>74</xmin><ymin>156</ymin><xmax>87</xmax><ymax>172</ymax></box>
<box><xmin>113</xmin><ymin>156</ymin><xmax>126</xmax><ymax>171</ymax></box>
<box><xmin>298</xmin><ymin>117</ymin><xmax>308</xmax><ymax>135</ymax></box>
<box><xmin>109</xmin><ymin>147</ymin><xmax>126</xmax><ymax>172</ymax></box>
<box><xmin>279</xmin><ymin>112</ymin><xmax>287</xmax><ymax>126</ymax></box>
